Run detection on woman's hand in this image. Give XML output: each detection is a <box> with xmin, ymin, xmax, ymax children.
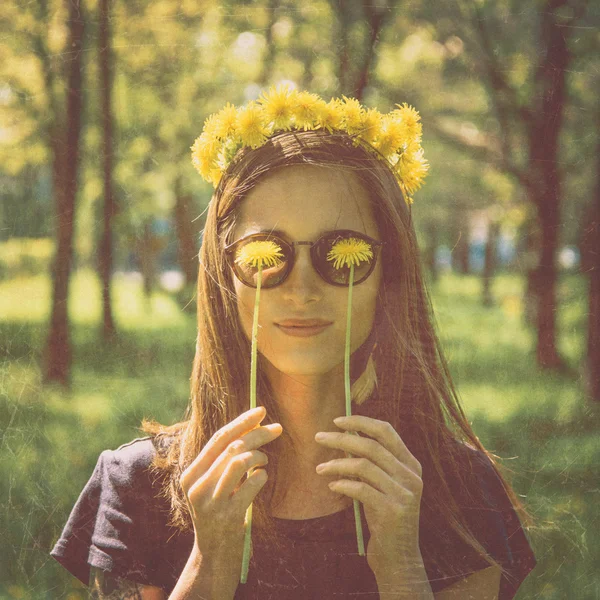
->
<box><xmin>178</xmin><ymin>406</ymin><xmax>282</xmax><ymax>594</ymax></box>
<box><xmin>314</xmin><ymin>415</ymin><xmax>424</xmax><ymax>578</ymax></box>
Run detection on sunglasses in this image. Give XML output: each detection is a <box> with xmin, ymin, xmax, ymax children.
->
<box><xmin>224</xmin><ymin>229</ymin><xmax>384</xmax><ymax>289</ymax></box>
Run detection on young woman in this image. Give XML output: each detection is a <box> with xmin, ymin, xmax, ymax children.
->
<box><xmin>50</xmin><ymin>89</ymin><xmax>536</xmax><ymax>599</ymax></box>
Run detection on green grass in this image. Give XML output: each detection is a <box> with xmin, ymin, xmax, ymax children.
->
<box><xmin>0</xmin><ymin>269</ymin><xmax>598</xmax><ymax>599</ymax></box>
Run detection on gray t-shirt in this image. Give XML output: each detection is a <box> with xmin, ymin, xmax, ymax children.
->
<box><xmin>50</xmin><ymin>436</ymin><xmax>536</xmax><ymax>599</ymax></box>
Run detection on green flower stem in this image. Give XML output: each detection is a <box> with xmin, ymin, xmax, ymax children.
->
<box><xmin>344</xmin><ymin>263</ymin><xmax>365</xmax><ymax>556</ymax></box>
<box><xmin>241</xmin><ymin>265</ymin><xmax>263</xmax><ymax>584</ymax></box>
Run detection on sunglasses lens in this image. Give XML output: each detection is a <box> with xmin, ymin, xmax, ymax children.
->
<box><xmin>232</xmin><ymin>237</ymin><xmax>289</xmax><ymax>288</ymax></box>
<box><xmin>315</xmin><ymin>233</ymin><xmax>375</xmax><ymax>285</ymax></box>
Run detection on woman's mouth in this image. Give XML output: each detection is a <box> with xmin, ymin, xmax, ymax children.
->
<box><xmin>275</xmin><ymin>319</ymin><xmax>333</xmax><ymax>337</ymax></box>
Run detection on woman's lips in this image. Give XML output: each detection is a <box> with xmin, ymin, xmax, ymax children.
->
<box><xmin>276</xmin><ymin>324</ymin><xmax>331</xmax><ymax>337</ymax></box>
<box><xmin>275</xmin><ymin>321</ymin><xmax>332</xmax><ymax>337</ymax></box>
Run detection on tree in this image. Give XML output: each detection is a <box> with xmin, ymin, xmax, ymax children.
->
<box><xmin>584</xmin><ymin>106</ymin><xmax>600</xmax><ymax>401</ymax></box>
<box><xmin>44</xmin><ymin>0</ymin><xmax>86</xmax><ymax>385</ymax></box>
<box><xmin>98</xmin><ymin>0</ymin><xmax>116</xmax><ymax>340</ymax></box>
<box><xmin>424</xmin><ymin>0</ymin><xmax>589</xmax><ymax>368</ymax></box>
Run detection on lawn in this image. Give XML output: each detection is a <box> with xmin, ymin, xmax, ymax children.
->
<box><xmin>0</xmin><ymin>269</ymin><xmax>597</xmax><ymax>599</ymax></box>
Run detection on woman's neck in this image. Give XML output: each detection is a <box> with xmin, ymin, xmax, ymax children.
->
<box><xmin>264</xmin><ymin>363</ymin><xmax>348</xmax><ymax>475</ymax></box>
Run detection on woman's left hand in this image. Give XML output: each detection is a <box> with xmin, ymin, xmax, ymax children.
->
<box><xmin>315</xmin><ymin>415</ymin><xmax>424</xmax><ymax>577</ymax></box>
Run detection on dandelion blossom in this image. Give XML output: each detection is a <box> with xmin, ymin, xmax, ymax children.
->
<box><xmin>236</xmin><ymin>103</ymin><xmax>268</xmax><ymax>149</ymax></box>
<box><xmin>395</xmin><ymin>103</ymin><xmax>422</xmax><ymax>142</ymax></box>
<box><xmin>294</xmin><ymin>91</ymin><xmax>321</xmax><ymax>130</ymax></box>
<box><xmin>214</xmin><ymin>103</ymin><xmax>238</xmax><ymax>140</ymax></box>
<box><xmin>327</xmin><ymin>237</ymin><xmax>374</xmax><ymax>270</ymax></box>
<box><xmin>359</xmin><ymin>109</ymin><xmax>382</xmax><ymax>145</ymax></box>
<box><xmin>235</xmin><ymin>240</ymin><xmax>284</xmax><ymax>269</ymax></box>
<box><xmin>259</xmin><ymin>85</ymin><xmax>297</xmax><ymax>131</ymax></box>
<box><xmin>340</xmin><ymin>97</ymin><xmax>364</xmax><ymax>135</ymax></box>
<box><xmin>315</xmin><ymin>99</ymin><xmax>342</xmax><ymax>132</ymax></box>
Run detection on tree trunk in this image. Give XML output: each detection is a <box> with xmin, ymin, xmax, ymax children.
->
<box><xmin>173</xmin><ymin>178</ymin><xmax>198</xmax><ymax>287</ymax></box>
<box><xmin>138</xmin><ymin>221</ymin><xmax>157</xmax><ymax>299</ymax></box>
<box><xmin>353</xmin><ymin>2</ymin><xmax>386</xmax><ymax>100</ymax></box>
<box><xmin>98</xmin><ymin>0</ymin><xmax>116</xmax><ymax>341</ymax></box>
<box><xmin>527</xmin><ymin>6</ymin><xmax>569</xmax><ymax>369</ymax></box>
<box><xmin>522</xmin><ymin>218</ymin><xmax>539</xmax><ymax>327</ymax></box>
<box><xmin>482</xmin><ymin>221</ymin><xmax>499</xmax><ymax>307</ymax></box>
<box><xmin>533</xmin><ymin>185</ymin><xmax>563</xmax><ymax>368</ymax></box>
<box><xmin>44</xmin><ymin>0</ymin><xmax>85</xmax><ymax>386</ymax></box>
<box><xmin>586</xmin><ymin>109</ymin><xmax>600</xmax><ymax>401</ymax></box>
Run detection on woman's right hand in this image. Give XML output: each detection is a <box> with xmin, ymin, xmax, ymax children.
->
<box><xmin>178</xmin><ymin>406</ymin><xmax>282</xmax><ymax>584</ymax></box>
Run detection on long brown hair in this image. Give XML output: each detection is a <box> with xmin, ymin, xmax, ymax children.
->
<box><xmin>142</xmin><ymin>129</ymin><xmax>532</xmax><ymax>579</ymax></box>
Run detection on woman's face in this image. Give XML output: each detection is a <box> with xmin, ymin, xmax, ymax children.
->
<box><xmin>230</xmin><ymin>164</ymin><xmax>382</xmax><ymax>378</ymax></box>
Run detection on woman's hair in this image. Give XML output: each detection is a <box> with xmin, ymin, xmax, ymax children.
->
<box><xmin>141</xmin><ymin>129</ymin><xmax>532</xmax><ymax>579</ymax></box>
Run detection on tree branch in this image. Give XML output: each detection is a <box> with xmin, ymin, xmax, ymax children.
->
<box><xmin>428</xmin><ymin>117</ymin><xmax>533</xmax><ymax>190</ymax></box>
<box><xmin>460</xmin><ymin>0</ymin><xmax>534</xmax><ymax>137</ymax></box>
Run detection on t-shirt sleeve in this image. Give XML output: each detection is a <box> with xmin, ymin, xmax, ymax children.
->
<box><xmin>50</xmin><ymin>439</ymin><xmax>162</xmax><ymax>588</ymax></box>
<box><xmin>422</xmin><ymin>447</ymin><xmax>537</xmax><ymax>599</ymax></box>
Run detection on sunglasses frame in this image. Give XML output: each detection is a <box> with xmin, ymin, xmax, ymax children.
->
<box><xmin>224</xmin><ymin>229</ymin><xmax>385</xmax><ymax>289</ymax></box>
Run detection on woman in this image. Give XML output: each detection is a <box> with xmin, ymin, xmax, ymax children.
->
<box><xmin>50</xmin><ymin>88</ymin><xmax>536</xmax><ymax>599</ymax></box>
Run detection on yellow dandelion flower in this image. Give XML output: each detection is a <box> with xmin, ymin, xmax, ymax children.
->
<box><xmin>394</xmin><ymin>103</ymin><xmax>422</xmax><ymax>142</ymax></box>
<box><xmin>259</xmin><ymin>85</ymin><xmax>298</xmax><ymax>131</ymax></box>
<box><xmin>373</xmin><ymin>116</ymin><xmax>405</xmax><ymax>158</ymax></box>
<box><xmin>214</xmin><ymin>103</ymin><xmax>238</xmax><ymax>140</ymax></box>
<box><xmin>191</xmin><ymin>134</ymin><xmax>220</xmax><ymax>179</ymax></box>
<box><xmin>236</xmin><ymin>102</ymin><xmax>268</xmax><ymax>149</ymax></box>
<box><xmin>314</xmin><ymin>99</ymin><xmax>342</xmax><ymax>132</ymax></box>
<box><xmin>293</xmin><ymin>91</ymin><xmax>320</xmax><ymax>130</ymax></box>
<box><xmin>327</xmin><ymin>237</ymin><xmax>373</xmax><ymax>270</ymax></box>
<box><xmin>397</xmin><ymin>145</ymin><xmax>429</xmax><ymax>197</ymax></box>
<box><xmin>201</xmin><ymin>113</ymin><xmax>221</xmax><ymax>139</ymax></box>
<box><xmin>359</xmin><ymin>108</ymin><xmax>382</xmax><ymax>145</ymax></box>
<box><xmin>235</xmin><ymin>240</ymin><xmax>284</xmax><ymax>269</ymax></box>
<box><xmin>339</xmin><ymin>97</ymin><xmax>364</xmax><ymax>135</ymax></box>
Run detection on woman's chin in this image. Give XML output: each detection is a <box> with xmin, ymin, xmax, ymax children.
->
<box><xmin>261</xmin><ymin>355</ymin><xmax>337</xmax><ymax>377</ymax></box>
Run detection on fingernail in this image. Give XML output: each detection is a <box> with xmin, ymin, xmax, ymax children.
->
<box><xmin>333</xmin><ymin>417</ymin><xmax>345</xmax><ymax>424</ymax></box>
<box><xmin>315</xmin><ymin>432</ymin><xmax>326</xmax><ymax>441</ymax></box>
<box><xmin>316</xmin><ymin>464</ymin><xmax>325</xmax><ymax>473</ymax></box>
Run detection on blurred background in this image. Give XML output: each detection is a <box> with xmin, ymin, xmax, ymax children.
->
<box><xmin>1</xmin><ymin>0</ymin><xmax>598</xmax><ymax>598</ymax></box>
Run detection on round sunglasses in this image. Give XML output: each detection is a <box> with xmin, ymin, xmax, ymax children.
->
<box><xmin>224</xmin><ymin>229</ymin><xmax>384</xmax><ymax>289</ymax></box>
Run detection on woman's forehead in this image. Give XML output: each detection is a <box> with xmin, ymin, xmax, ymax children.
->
<box><xmin>232</xmin><ymin>165</ymin><xmax>379</xmax><ymax>240</ymax></box>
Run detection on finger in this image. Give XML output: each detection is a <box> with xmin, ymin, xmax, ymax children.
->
<box><xmin>203</xmin><ymin>422</ymin><xmax>282</xmax><ymax>489</ymax></box>
<box><xmin>317</xmin><ymin>457</ymin><xmax>403</xmax><ymax>496</ymax></box>
<box><xmin>333</xmin><ymin>416</ymin><xmax>422</xmax><ymax>476</ymax></box>
<box><xmin>241</xmin><ymin>422</ymin><xmax>283</xmax><ymax>450</ymax></box>
<box><xmin>198</xmin><ymin>423</ymin><xmax>282</xmax><ymax>494</ymax></box>
<box><xmin>316</xmin><ymin>431</ymin><xmax>421</xmax><ymax>489</ymax></box>
<box><xmin>230</xmin><ymin>468</ymin><xmax>269</xmax><ymax>514</ymax></box>
<box><xmin>316</xmin><ymin>431</ymin><xmax>398</xmax><ymax>475</ymax></box>
<box><xmin>212</xmin><ymin>450</ymin><xmax>269</xmax><ymax>501</ymax></box>
<box><xmin>328</xmin><ymin>478</ymin><xmax>386</xmax><ymax>509</ymax></box>
<box><xmin>180</xmin><ymin>407</ymin><xmax>267</xmax><ymax>491</ymax></box>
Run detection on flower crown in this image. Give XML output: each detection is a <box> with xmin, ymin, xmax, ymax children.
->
<box><xmin>190</xmin><ymin>85</ymin><xmax>429</xmax><ymax>203</ymax></box>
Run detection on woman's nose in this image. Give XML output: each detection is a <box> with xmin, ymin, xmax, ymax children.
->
<box><xmin>281</xmin><ymin>246</ymin><xmax>322</xmax><ymax>303</ymax></box>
